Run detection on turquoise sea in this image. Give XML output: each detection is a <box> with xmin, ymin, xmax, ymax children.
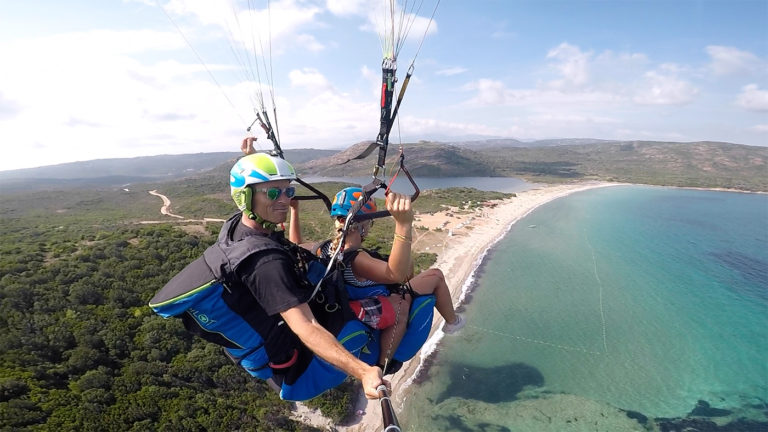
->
<box><xmin>399</xmin><ymin>186</ymin><xmax>768</xmax><ymax>431</ymax></box>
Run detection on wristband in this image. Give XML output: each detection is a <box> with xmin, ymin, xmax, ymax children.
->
<box><xmin>393</xmin><ymin>233</ymin><xmax>412</xmax><ymax>243</ymax></box>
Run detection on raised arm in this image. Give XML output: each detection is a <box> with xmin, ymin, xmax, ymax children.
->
<box><xmin>281</xmin><ymin>303</ymin><xmax>387</xmax><ymax>399</ymax></box>
<box><xmin>288</xmin><ymin>199</ymin><xmax>302</xmax><ymax>244</ymax></box>
<box><xmin>352</xmin><ymin>192</ymin><xmax>414</xmax><ymax>283</ymax></box>
<box><xmin>241</xmin><ymin>137</ymin><xmax>256</xmax><ymax>155</ymax></box>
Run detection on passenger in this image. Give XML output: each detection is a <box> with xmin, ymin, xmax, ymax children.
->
<box><xmin>295</xmin><ymin>186</ymin><xmax>466</xmax><ymax>373</ymax></box>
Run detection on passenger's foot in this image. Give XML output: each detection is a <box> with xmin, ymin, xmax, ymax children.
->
<box><xmin>442</xmin><ymin>313</ymin><xmax>465</xmax><ymax>334</ymax></box>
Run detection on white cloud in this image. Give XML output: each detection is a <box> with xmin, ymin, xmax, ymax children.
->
<box><xmin>464</xmin><ymin>79</ymin><xmax>514</xmax><ymax>105</ymax></box>
<box><xmin>526</xmin><ymin>112</ymin><xmax>618</xmax><ymax>126</ymax></box>
<box><xmin>296</xmin><ymin>33</ymin><xmax>325</xmax><ymax>52</ymax></box>
<box><xmin>633</xmin><ymin>68</ymin><xmax>698</xmax><ymax>105</ymax></box>
<box><xmin>277</xmin><ymin>86</ymin><xmax>376</xmax><ymax>146</ymax></box>
<box><xmin>736</xmin><ymin>84</ymin><xmax>768</xmax><ymax>112</ymax></box>
<box><xmin>463</xmin><ymin>78</ymin><xmax>621</xmax><ymax>108</ymax></box>
<box><xmin>539</xmin><ymin>43</ymin><xmax>653</xmax><ymax>98</ymax></box>
<box><xmin>706</xmin><ymin>45</ymin><xmax>762</xmax><ymax>76</ymax></box>
<box><xmin>546</xmin><ymin>43</ymin><xmax>592</xmax><ymax>89</ymax></box>
<box><xmin>360</xmin><ymin>64</ymin><xmax>383</xmax><ymax>99</ymax></box>
<box><xmin>436</xmin><ymin>67</ymin><xmax>468</xmax><ymax>76</ymax></box>
<box><xmin>326</xmin><ymin>0</ymin><xmax>368</xmax><ymax>16</ymax></box>
<box><xmin>327</xmin><ymin>0</ymin><xmax>438</xmax><ymax>54</ymax></box>
<box><xmin>0</xmin><ymin>92</ymin><xmax>21</xmax><ymax>120</ymax></box>
<box><xmin>750</xmin><ymin>124</ymin><xmax>768</xmax><ymax>133</ymax></box>
<box><xmin>289</xmin><ymin>68</ymin><xmax>332</xmax><ymax>90</ymax></box>
<box><xmin>0</xmin><ymin>25</ymin><xmax>263</xmax><ymax>170</ymax></box>
<box><xmin>163</xmin><ymin>0</ymin><xmax>324</xmax><ymax>54</ymax></box>
<box><xmin>399</xmin><ymin>115</ymin><xmax>517</xmax><ymax>138</ymax></box>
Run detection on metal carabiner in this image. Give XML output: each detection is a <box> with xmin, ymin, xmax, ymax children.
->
<box><xmin>314</xmin><ymin>292</ymin><xmax>325</xmax><ymax>304</ymax></box>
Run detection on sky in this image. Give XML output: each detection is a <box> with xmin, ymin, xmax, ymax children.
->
<box><xmin>0</xmin><ymin>0</ymin><xmax>766</xmax><ymax>172</ymax></box>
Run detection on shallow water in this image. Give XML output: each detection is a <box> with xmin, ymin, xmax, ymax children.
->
<box><xmin>400</xmin><ymin>186</ymin><xmax>768</xmax><ymax>431</ymax></box>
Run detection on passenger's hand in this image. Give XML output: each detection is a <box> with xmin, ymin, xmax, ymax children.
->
<box><xmin>289</xmin><ymin>198</ymin><xmax>299</xmax><ymax>211</ymax></box>
<box><xmin>362</xmin><ymin>365</ymin><xmax>389</xmax><ymax>399</ymax></box>
<box><xmin>386</xmin><ymin>192</ymin><xmax>413</xmax><ymax>225</ymax></box>
<box><xmin>241</xmin><ymin>137</ymin><xmax>256</xmax><ymax>155</ymax></box>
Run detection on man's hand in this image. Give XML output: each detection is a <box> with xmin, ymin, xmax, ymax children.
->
<box><xmin>362</xmin><ymin>365</ymin><xmax>389</xmax><ymax>399</ymax></box>
<box><xmin>281</xmin><ymin>304</ymin><xmax>387</xmax><ymax>398</ymax></box>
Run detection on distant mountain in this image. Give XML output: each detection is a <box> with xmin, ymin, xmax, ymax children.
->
<box><xmin>528</xmin><ymin>138</ymin><xmax>612</xmax><ymax>147</ymax></box>
<box><xmin>298</xmin><ymin>141</ymin><xmax>492</xmax><ymax>177</ymax></box>
<box><xmin>0</xmin><ymin>149</ymin><xmax>336</xmax><ymax>192</ymax></box>
<box><xmin>471</xmin><ymin>140</ymin><xmax>768</xmax><ymax>191</ymax></box>
<box><xmin>2</xmin><ymin>139</ymin><xmax>765</xmax><ymax>193</ymax></box>
<box><xmin>447</xmin><ymin>138</ymin><xmax>613</xmax><ymax>149</ymax></box>
<box><xmin>295</xmin><ymin>139</ymin><xmax>768</xmax><ymax>191</ymax></box>
<box><xmin>447</xmin><ymin>138</ymin><xmax>527</xmax><ymax>148</ymax></box>
<box><xmin>0</xmin><ymin>152</ymin><xmax>242</xmax><ymax>180</ymax></box>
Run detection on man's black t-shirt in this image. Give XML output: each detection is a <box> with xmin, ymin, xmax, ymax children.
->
<box><xmin>232</xmin><ymin>218</ymin><xmax>310</xmax><ymax>314</ymax></box>
<box><xmin>223</xmin><ymin>218</ymin><xmax>310</xmax><ymax>364</ymax></box>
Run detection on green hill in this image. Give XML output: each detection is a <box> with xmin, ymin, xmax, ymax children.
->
<box><xmin>295</xmin><ymin>139</ymin><xmax>768</xmax><ymax>191</ymax></box>
<box><xmin>3</xmin><ymin>139</ymin><xmax>765</xmax><ymax>192</ymax></box>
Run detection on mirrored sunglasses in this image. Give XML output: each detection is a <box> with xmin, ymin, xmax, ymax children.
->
<box><xmin>254</xmin><ymin>186</ymin><xmax>296</xmax><ymax>200</ymax></box>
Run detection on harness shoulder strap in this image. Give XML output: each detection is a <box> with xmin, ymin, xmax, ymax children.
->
<box><xmin>206</xmin><ymin>214</ymin><xmax>290</xmax><ymax>285</ymax></box>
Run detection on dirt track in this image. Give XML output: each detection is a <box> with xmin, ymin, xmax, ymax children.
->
<box><xmin>141</xmin><ymin>190</ymin><xmax>225</xmax><ymax>224</ymax></box>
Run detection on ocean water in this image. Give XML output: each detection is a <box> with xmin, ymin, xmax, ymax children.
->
<box><xmin>399</xmin><ymin>186</ymin><xmax>768</xmax><ymax>431</ymax></box>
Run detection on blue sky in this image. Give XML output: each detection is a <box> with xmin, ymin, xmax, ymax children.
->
<box><xmin>0</xmin><ymin>0</ymin><xmax>766</xmax><ymax>171</ymax></box>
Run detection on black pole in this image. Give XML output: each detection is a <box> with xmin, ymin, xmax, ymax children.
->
<box><xmin>377</xmin><ymin>385</ymin><xmax>401</xmax><ymax>432</ymax></box>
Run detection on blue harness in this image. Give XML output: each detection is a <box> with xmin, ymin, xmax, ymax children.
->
<box><xmin>310</xmin><ymin>240</ymin><xmax>436</xmax><ymax>366</ymax></box>
<box><xmin>149</xmin><ymin>214</ymin><xmax>370</xmax><ymax>401</ymax></box>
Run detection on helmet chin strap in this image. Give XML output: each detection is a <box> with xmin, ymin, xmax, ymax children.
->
<box><xmin>246</xmin><ymin>210</ymin><xmax>278</xmax><ymax>231</ymax></box>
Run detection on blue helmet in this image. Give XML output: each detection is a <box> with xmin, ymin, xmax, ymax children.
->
<box><xmin>330</xmin><ymin>187</ymin><xmax>377</xmax><ymax>217</ymax></box>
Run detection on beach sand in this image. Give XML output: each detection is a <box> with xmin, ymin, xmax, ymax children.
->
<box><xmin>294</xmin><ymin>181</ymin><xmax>619</xmax><ymax>431</ymax></box>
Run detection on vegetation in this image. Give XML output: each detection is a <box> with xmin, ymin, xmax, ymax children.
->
<box><xmin>477</xmin><ymin>141</ymin><xmax>768</xmax><ymax>190</ymax></box>
<box><xmin>0</xmin><ymin>174</ymin><xmax>502</xmax><ymax>430</ymax></box>
<box><xmin>414</xmin><ymin>188</ymin><xmax>513</xmax><ymax>214</ymax></box>
<box><xmin>0</xmin><ymin>220</ymin><xmax>322</xmax><ymax>431</ymax></box>
<box><xmin>303</xmin><ymin>379</ymin><xmax>358</xmax><ymax>424</ymax></box>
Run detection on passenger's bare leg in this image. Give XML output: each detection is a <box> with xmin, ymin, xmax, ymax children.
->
<box><xmin>407</xmin><ymin>268</ymin><xmax>458</xmax><ymax>324</ymax></box>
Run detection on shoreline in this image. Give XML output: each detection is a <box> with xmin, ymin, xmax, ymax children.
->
<box><xmin>338</xmin><ymin>181</ymin><xmax>621</xmax><ymax>431</ymax></box>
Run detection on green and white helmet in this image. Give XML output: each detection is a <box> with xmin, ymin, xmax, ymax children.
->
<box><xmin>229</xmin><ymin>153</ymin><xmax>296</xmax><ymax>219</ymax></box>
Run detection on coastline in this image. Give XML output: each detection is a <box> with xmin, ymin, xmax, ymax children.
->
<box><xmin>337</xmin><ymin>181</ymin><xmax>621</xmax><ymax>431</ymax></box>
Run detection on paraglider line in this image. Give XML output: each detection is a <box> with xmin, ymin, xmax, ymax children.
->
<box><xmin>585</xmin><ymin>230</ymin><xmax>609</xmax><ymax>354</ymax></box>
<box><xmin>159</xmin><ymin>4</ymin><xmax>247</xmax><ymax>126</ymax></box>
<box><xmin>467</xmin><ymin>325</ymin><xmax>603</xmax><ymax>356</ymax></box>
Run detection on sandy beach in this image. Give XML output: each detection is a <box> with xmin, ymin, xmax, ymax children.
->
<box><xmin>295</xmin><ymin>181</ymin><xmax>620</xmax><ymax>431</ymax></box>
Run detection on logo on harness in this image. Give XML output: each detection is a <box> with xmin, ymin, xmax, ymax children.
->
<box><xmin>190</xmin><ymin>309</ymin><xmax>216</xmax><ymax>326</ymax></box>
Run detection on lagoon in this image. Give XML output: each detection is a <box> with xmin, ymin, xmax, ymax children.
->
<box><xmin>399</xmin><ymin>186</ymin><xmax>768</xmax><ymax>431</ymax></box>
